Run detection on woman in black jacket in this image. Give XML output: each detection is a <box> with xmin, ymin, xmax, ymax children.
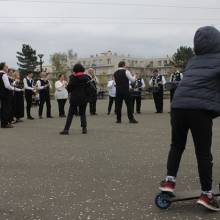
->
<box><xmin>60</xmin><ymin>64</ymin><xmax>90</xmax><ymax>135</ymax></box>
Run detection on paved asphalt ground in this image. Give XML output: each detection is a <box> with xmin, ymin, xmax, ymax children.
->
<box><xmin>0</xmin><ymin>99</ymin><xmax>220</xmax><ymax>220</ymax></box>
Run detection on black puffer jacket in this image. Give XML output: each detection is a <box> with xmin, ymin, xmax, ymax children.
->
<box><xmin>172</xmin><ymin>26</ymin><xmax>220</xmax><ymax>115</ymax></box>
<box><xmin>67</xmin><ymin>73</ymin><xmax>91</xmax><ymax>105</ymax></box>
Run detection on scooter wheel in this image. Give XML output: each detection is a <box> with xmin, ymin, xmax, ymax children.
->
<box><xmin>155</xmin><ymin>193</ymin><xmax>171</xmax><ymax>209</ymax></box>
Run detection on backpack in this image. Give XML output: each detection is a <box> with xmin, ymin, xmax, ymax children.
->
<box><xmin>85</xmin><ymin>80</ymin><xmax>97</xmax><ymax>98</ymax></box>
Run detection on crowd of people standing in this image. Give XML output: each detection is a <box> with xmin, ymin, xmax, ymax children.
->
<box><xmin>0</xmin><ymin>61</ymin><xmax>182</xmax><ymax>130</ymax></box>
<box><xmin>2</xmin><ymin>26</ymin><xmax>220</xmax><ymax>212</ymax></box>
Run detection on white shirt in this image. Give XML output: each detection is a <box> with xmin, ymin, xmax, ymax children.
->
<box><xmin>23</xmin><ymin>77</ymin><xmax>34</xmax><ymax>91</ymax></box>
<box><xmin>0</xmin><ymin>71</ymin><xmax>22</xmax><ymax>92</ymax></box>
<box><xmin>36</xmin><ymin>79</ymin><xmax>52</xmax><ymax>90</ymax></box>
<box><xmin>118</xmin><ymin>68</ymin><xmax>136</xmax><ymax>83</ymax></box>
<box><xmin>54</xmin><ymin>80</ymin><xmax>68</xmax><ymax>100</ymax></box>
<box><xmin>107</xmin><ymin>80</ymin><xmax>116</xmax><ymax>97</ymax></box>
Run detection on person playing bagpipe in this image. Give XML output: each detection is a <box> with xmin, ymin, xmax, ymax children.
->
<box><xmin>130</xmin><ymin>72</ymin><xmax>145</xmax><ymax>114</ymax></box>
<box><xmin>169</xmin><ymin>65</ymin><xmax>183</xmax><ymax>102</ymax></box>
<box><xmin>87</xmin><ymin>68</ymin><xmax>98</xmax><ymax>115</ymax></box>
<box><xmin>37</xmin><ymin>72</ymin><xmax>53</xmax><ymax>119</ymax></box>
<box><xmin>149</xmin><ymin>69</ymin><xmax>166</xmax><ymax>113</ymax></box>
<box><xmin>23</xmin><ymin>72</ymin><xmax>36</xmax><ymax>120</ymax></box>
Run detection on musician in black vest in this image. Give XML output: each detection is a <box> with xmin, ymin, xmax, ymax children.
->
<box><xmin>87</xmin><ymin>68</ymin><xmax>98</xmax><ymax>115</ymax></box>
<box><xmin>149</xmin><ymin>69</ymin><xmax>166</xmax><ymax>113</ymax></box>
<box><xmin>0</xmin><ymin>63</ymin><xmax>22</xmax><ymax>128</ymax></box>
<box><xmin>130</xmin><ymin>73</ymin><xmax>145</xmax><ymax>114</ymax></box>
<box><xmin>23</xmin><ymin>72</ymin><xmax>35</xmax><ymax>120</ymax></box>
<box><xmin>114</xmin><ymin>61</ymin><xmax>138</xmax><ymax>123</ymax></box>
<box><xmin>169</xmin><ymin>65</ymin><xmax>183</xmax><ymax>102</ymax></box>
<box><xmin>37</xmin><ymin>72</ymin><xmax>52</xmax><ymax>119</ymax></box>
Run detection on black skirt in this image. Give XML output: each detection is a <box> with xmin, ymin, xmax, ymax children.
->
<box><xmin>13</xmin><ymin>91</ymin><xmax>24</xmax><ymax>119</ymax></box>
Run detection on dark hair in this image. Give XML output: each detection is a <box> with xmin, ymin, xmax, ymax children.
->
<box><xmin>27</xmin><ymin>71</ymin><xmax>32</xmax><ymax>75</ymax></box>
<box><xmin>73</xmin><ymin>63</ymin><xmax>85</xmax><ymax>73</ymax></box>
<box><xmin>0</xmin><ymin>62</ymin><xmax>6</xmax><ymax>71</ymax></box>
<box><xmin>118</xmin><ymin>61</ymin><xmax>126</xmax><ymax>68</ymax></box>
<box><xmin>58</xmin><ymin>73</ymin><xmax>64</xmax><ymax>79</ymax></box>
<box><xmin>153</xmin><ymin>69</ymin><xmax>158</xmax><ymax>73</ymax></box>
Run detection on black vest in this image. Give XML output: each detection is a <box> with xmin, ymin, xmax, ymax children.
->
<box><xmin>0</xmin><ymin>71</ymin><xmax>10</xmax><ymax>99</ymax></box>
<box><xmin>114</xmin><ymin>69</ymin><xmax>129</xmax><ymax>94</ymax></box>
<box><xmin>131</xmin><ymin>78</ymin><xmax>143</xmax><ymax>96</ymax></box>
<box><xmin>39</xmin><ymin>79</ymin><xmax>50</xmax><ymax>97</ymax></box>
<box><xmin>151</xmin><ymin>75</ymin><xmax>162</xmax><ymax>86</ymax></box>
<box><xmin>171</xmin><ymin>72</ymin><xmax>181</xmax><ymax>82</ymax></box>
<box><xmin>25</xmin><ymin>78</ymin><xmax>34</xmax><ymax>96</ymax></box>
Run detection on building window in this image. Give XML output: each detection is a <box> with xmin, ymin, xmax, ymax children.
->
<box><xmin>107</xmin><ymin>58</ymin><xmax>111</xmax><ymax>64</ymax></box>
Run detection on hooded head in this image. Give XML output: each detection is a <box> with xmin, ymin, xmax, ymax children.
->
<box><xmin>194</xmin><ymin>26</ymin><xmax>220</xmax><ymax>55</ymax></box>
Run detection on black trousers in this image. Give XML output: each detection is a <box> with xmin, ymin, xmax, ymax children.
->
<box><xmin>57</xmin><ymin>99</ymin><xmax>67</xmax><ymax>116</ymax></box>
<box><xmin>8</xmin><ymin>94</ymin><xmax>14</xmax><ymax>123</ymax></box>
<box><xmin>25</xmin><ymin>94</ymin><xmax>33</xmax><ymax>118</ymax></box>
<box><xmin>64</xmin><ymin>103</ymin><xmax>87</xmax><ymax>131</ymax></box>
<box><xmin>153</xmin><ymin>89</ymin><xmax>163</xmax><ymax>113</ymax></box>
<box><xmin>170</xmin><ymin>89</ymin><xmax>176</xmax><ymax>103</ymax></box>
<box><xmin>167</xmin><ymin>109</ymin><xmax>213</xmax><ymax>191</ymax></box>
<box><xmin>1</xmin><ymin>97</ymin><xmax>11</xmax><ymax>127</ymax></box>
<box><xmin>89</xmin><ymin>99</ymin><xmax>97</xmax><ymax>114</ymax></box>
<box><xmin>115</xmin><ymin>93</ymin><xmax>134</xmax><ymax>121</ymax></box>
<box><xmin>132</xmin><ymin>96</ymin><xmax>142</xmax><ymax>113</ymax></box>
<box><xmin>108</xmin><ymin>96</ymin><xmax>116</xmax><ymax>114</ymax></box>
<box><xmin>39</xmin><ymin>95</ymin><xmax>51</xmax><ymax>117</ymax></box>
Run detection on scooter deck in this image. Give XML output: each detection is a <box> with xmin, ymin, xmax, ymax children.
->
<box><xmin>162</xmin><ymin>190</ymin><xmax>220</xmax><ymax>202</ymax></box>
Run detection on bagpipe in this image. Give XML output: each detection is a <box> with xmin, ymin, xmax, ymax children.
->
<box><xmin>164</xmin><ymin>82</ymin><xmax>179</xmax><ymax>91</ymax></box>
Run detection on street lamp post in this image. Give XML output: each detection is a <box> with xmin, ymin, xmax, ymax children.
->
<box><xmin>38</xmin><ymin>54</ymin><xmax>44</xmax><ymax>73</ymax></box>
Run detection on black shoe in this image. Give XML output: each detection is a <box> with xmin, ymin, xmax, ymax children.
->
<box><xmin>60</xmin><ymin>130</ymin><xmax>69</xmax><ymax>135</ymax></box>
<box><xmin>129</xmin><ymin>119</ymin><xmax>138</xmax><ymax>124</ymax></box>
<box><xmin>116</xmin><ymin>120</ymin><xmax>121</xmax><ymax>124</ymax></box>
<box><xmin>2</xmin><ymin>124</ymin><xmax>14</xmax><ymax>128</ymax></box>
<box><xmin>47</xmin><ymin>116</ymin><xmax>53</xmax><ymax>118</ymax></box>
<box><xmin>107</xmin><ymin>112</ymin><xmax>110</xmax><ymax>115</ymax></box>
<box><xmin>82</xmin><ymin>127</ymin><xmax>87</xmax><ymax>134</ymax></box>
<box><xmin>28</xmin><ymin>116</ymin><xmax>34</xmax><ymax>120</ymax></box>
<box><xmin>137</xmin><ymin>111</ymin><xmax>141</xmax><ymax>114</ymax></box>
<box><xmin>39</xmin><ymin>116</ymin><xmax>43</xmax><ymax>119</ymax></box>
<box><xmin>16</xmin><ymin>119</ymin><xmax>23</xmax><ymax>123</ymax></box>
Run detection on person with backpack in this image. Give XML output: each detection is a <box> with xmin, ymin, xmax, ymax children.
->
<box><xmin>60</xmin><ymin>64</ymin><xmax>92</xmax><ymax>135</ymax></box>
<box><xmin>159</xmin><ymin>26</ymin><xmax>220</xmax><ymax>211</ymax></box>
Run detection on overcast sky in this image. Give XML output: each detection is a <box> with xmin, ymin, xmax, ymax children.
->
<box><xmin>0</xmin><ymin>0</ymin><xmax>220</xmax><ymax>68</ymax></box>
